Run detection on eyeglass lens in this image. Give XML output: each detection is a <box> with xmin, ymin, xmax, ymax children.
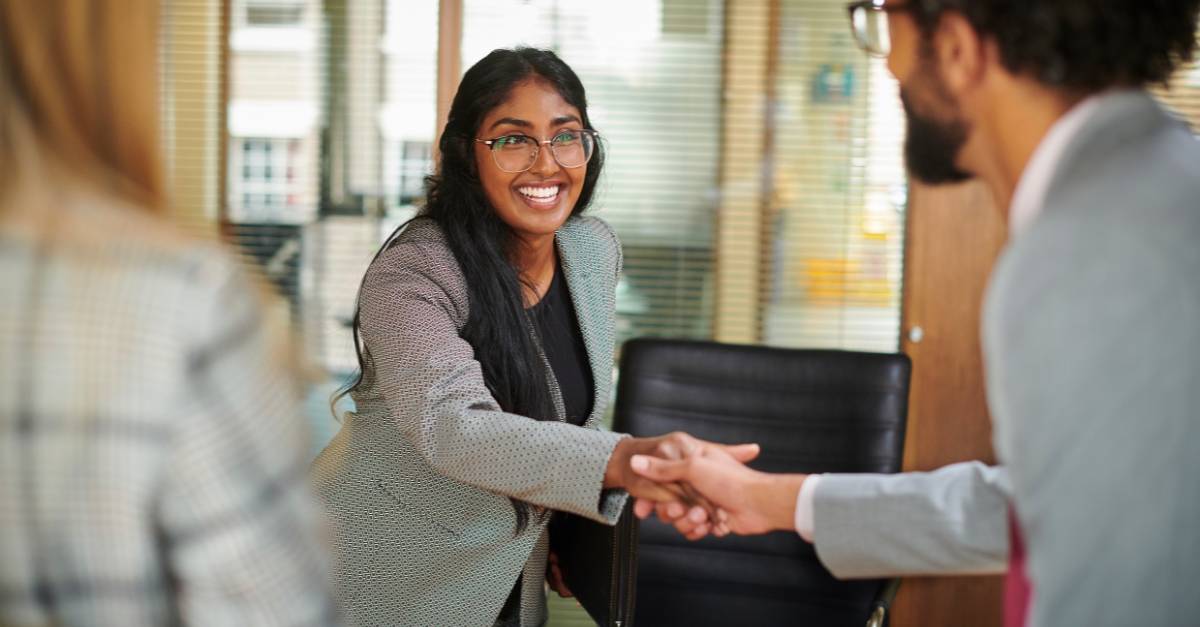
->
<box><xmin>491</xmin><ymin>131</ymin><xmax>595</xmax><ymax>173</ymax></box>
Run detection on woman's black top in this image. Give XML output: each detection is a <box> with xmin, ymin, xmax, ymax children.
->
<box><xmin>497</xmin><ymin>263</ymin><xmax>596</xmax><ymax>623</ymax></box>
<box><xmin>529</xmin><ymin>263</ymin><xmax>594</xmax><ymax>426</ymax></box>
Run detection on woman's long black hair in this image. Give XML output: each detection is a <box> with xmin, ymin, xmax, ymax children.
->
<box><xmin>333</xmin><ymin>47</ymin><xmax>605</xmax><ymax>532</ymax></box>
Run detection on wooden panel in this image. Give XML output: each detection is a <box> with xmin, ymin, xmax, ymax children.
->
<box><xmin>434</xmin><ymin>0</ymin><xmax>462</xmax><ymax>153</ymax></box>
<box><xmin>712</xmin><ymin>0</ymin><xmax>773</xmax><ymax>343</ymax></box>
<box><xmin>164</xmin><ymin>0</ymin><xmax>225</xmax><ymax>235</ymax></box>
<box><xmin>891</xmin><ymin>179</ymin><xmax>1008</xmax><ymax>627</ymax></box>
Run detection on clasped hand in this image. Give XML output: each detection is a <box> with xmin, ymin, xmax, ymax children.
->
<box><xmin>603</xmin><ymin>432</ymin><xmax>761</xmax><ymax>539</ymax></box>
<box><xmin>553</xmin><ymin>433</ymin><xmax>799</xmax><ymax>598</ymax></box>
<box><xmin>617</xmin><ymin>435</ymin><xmax>807</xmax><ymax>540</ymax></box>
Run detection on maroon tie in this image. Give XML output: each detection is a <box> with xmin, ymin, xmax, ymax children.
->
<box><xmin>1004</xmin><ymin>508</ymin><xmax>1031</xmax><ymax>627</ymax></box>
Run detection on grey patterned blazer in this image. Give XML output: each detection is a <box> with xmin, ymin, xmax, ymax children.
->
<box><xmin>0</xmin><ymin>196</ymin><xmax>336</xmax><ymax>625</ymax></box>
<box><xmin>311</xmin><ymin>215</ymin><xmax>629</xmax><ymax>627</ymax></box>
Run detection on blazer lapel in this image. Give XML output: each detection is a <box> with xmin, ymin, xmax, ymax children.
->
<box><xmin>555</xmin><ymin>220</ymin><xmax>613</xmax><ymax>429</ymax></box>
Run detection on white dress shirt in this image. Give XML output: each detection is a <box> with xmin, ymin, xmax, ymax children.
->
<box><xmin>793</xmin><ymin>92</ymin><xmax>1112</xmax><ymax>542</ymax></box>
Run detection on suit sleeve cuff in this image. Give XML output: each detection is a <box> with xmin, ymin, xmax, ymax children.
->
<box><xmin>794</xmin><ymin>473</ymin><xmax>822</xmax><ymax>542</ymax></box>
<box><xmin>592</xmin><ymin>433</ymin><xmax>631</xmax><ymax>524</ymax></box>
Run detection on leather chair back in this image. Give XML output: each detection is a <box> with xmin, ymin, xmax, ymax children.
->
<box><xmin>613</xmin><ymin>339</ymin><xmax>911</xmax><ymax>627</ymax></box>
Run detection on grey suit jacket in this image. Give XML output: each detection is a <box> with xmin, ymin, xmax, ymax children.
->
<box><xmin>311</xmin><ymin>216</ymin><xmax>628</xmax><ymax>627</ymax></box>
<box><xmin>813</xmin><ymin>92</ymin><xmax>1200</xmax><ymax>626</ymax></box>
<box><xmin>983</xmin><ymin>91</ymin><xmax>1200</xmax><ymax>626</ymax></box>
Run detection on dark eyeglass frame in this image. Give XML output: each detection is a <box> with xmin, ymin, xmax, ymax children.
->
<box><xmin>474</xmin><ymin>129</ymin><xmax>600</xmax><ymax>173</ymax></box>
<box><xmin>845</xmin><ymin>0</ymin><xmax>919</xmax><ymax>58</ymax></box>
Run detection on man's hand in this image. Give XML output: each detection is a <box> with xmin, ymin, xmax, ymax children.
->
<box><xmin>630</xmin><ymin>445</ymin><xmax>806</xmax><ymax>537</ymax></box>
<box><xmin>603</xmin><ymin>431</ymin><xmax>760</xmax><ymax>506</ymax></box>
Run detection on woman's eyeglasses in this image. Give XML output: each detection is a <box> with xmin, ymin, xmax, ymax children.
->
<box><xmin>475</xmin><ymin>129</ymin><xmax>599</xmax><ymax>173</ymax></box>
<box><xmin>846</xmin><ymin>0</ymin><xmax>916</xmax><ymax>57</ymax></box>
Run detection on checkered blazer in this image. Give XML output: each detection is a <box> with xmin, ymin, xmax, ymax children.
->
<box><xmin>311</xmin><ymin>216</ymin><xmax>628</xmax><ymax>627</ymax></box>
<box><xmin>0</xmin><ymin>196</ymin><xmax>337</xmax><ymax>626</ymax></box>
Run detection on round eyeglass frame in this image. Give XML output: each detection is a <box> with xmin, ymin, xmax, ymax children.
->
<box><xmin>474</xmin><ymin>130</ymin><xmax>600</xmax><ymax>173</ymax></box>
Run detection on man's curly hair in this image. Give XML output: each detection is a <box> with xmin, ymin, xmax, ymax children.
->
<box><xmin>910</xmin><ymin>0</ymin><xmax>1200</xmax><ymax>91</ymax></box>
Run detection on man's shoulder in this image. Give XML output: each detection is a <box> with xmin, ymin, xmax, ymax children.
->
<box><xmin>1014</xmin><ymin>100</ymin><xmax>1200</xmax><ymax>276</ymax></box>
<box><xmin>984</xmin><ymin>108</ymin><xmax>1200</xmax><ymax>379</ymax></box>
<box><xmin>1047</xmin><ymin>93</ymin><xmax>1200</xmax><ymax>229</ymax></box>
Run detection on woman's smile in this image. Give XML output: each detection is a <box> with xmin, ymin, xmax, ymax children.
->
<box><xmin>513</xmin><ymin>180</ymin><xmax>566</xmax><ymax>210</ymax></box>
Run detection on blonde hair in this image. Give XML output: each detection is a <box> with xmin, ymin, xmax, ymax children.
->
<box><xmin>0</xmin><ymin>0</ymin><xmax>166</xmax><ymax>212</ymax></box>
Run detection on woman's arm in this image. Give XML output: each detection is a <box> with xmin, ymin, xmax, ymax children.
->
<box><xmin>359</xmin><ymin>237</ymin><xmax>631</xmax><ymax>522</ymax></box>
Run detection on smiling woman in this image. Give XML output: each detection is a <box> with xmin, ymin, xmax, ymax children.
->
<box><xmin>310</xmin><ymin>47</ymin><xmax>751</xmax><ymax>627</ymax></box>
<box><xmin>472</xmin><ymin>79</ymin><xmax>595</xmax><ymax>300</ymax></box>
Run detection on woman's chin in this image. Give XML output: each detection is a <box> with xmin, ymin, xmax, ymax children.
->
<box><xmin>505</xmin><ymin>207</ymin><xmax>573</xmax><ymax>238</ymax></box>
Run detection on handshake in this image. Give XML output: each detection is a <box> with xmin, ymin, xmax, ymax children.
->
<box><xmin>602</xmin><ymin>432</ymin><xmax>808</xmax><ymax>540</ymax></box>
<box><xmin>553</xmin><ymin>433</ymin><xmax>808</xmax><ymax>599</ymax></box>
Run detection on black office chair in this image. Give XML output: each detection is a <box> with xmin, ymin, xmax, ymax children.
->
<box><xmin>613</xmin><ymin>339</ymin><xmax>911</xmax><ymax>627</ymax></box>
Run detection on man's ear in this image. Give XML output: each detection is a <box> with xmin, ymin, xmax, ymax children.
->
<box><xmin>932</xmin><ymin>11</ymin><xmax>986</xmax><ymax>97</ymax></box>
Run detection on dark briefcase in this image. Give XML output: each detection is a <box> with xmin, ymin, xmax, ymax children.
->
<box><xmin>548</xmin><ymin>500</ymin><xmax>639</xmax><ymax>626</ymax></box>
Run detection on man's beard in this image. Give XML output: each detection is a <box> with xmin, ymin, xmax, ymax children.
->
<box><xmin>900</xmin><ymin>82</ymin><xmax>973</xmax><ymax>185</ymax></box>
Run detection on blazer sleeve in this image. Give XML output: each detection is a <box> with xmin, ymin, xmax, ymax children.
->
<box><xmin>356</xmin><ymin>235</ymin><xmax>626</xmax><ymax>524</ymax></box>
<box><xmin>811</xmin><ymin>461</ymin><xmax>1011</xmax><ymax>578</ymax></box>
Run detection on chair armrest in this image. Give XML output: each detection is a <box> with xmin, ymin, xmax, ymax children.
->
<box><xmin>865</xmin><ymin>578</ymin><xmax>902</xmax><ymax>627</ymax></box>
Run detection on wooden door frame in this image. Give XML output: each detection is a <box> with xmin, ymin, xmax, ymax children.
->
<box><xmin>891</xmin><ymin>179</ymin><xmax>1008</xmax><ymax>627</ymax></box>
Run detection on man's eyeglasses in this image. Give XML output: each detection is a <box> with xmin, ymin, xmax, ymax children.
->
<box><xmin>846</xmin><ymin>0</ymin><xmax>916</xmax><ymax>57</ymax></box>
<box><xmin>475</xmin><ymin>129</ymin><xmax>599</xmax><ymax>173</ymax></box>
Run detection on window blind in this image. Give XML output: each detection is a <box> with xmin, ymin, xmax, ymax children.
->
<box><xmin>760</xmin><ymin>0</ymin><xmax>905</xmax><ymax>351</ymax></box>
<box><xmin>160</xmin><ymin>0</ymin><xmax>225</xmax><ymax>237</ymax></box>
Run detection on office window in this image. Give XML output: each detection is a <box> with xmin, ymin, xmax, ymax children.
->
<box><xmin>232</xmin><ymin>0</ymin><xmax>313</xmax><ymax>52</ymax></box>
<box><xmin>226</xmin><ymin>0</ymin><xmax>321</xmax><ymax>224</ymax></box>
<box><xmin>663</xmin><ymin>0</ymin><xmax>711</xmax><ymax>36</ymax></box>
<box><xmin>223</xmin><ymin>0</ymin><xmax>439</xmax><ymax>395</ymax></box>
<box><xmin>245</xmin><ymin>0</ymin><xmax>306</xmax><ymax>27</ymax></box>
<box><xmin>398</xmin><ymin>140</ymin><xmax>433</xmax><ymax>205</ymax></box>
<box><xmin>235</xmin><ymin>138</ymin><xmax>300</xmax><ymax>215</ymax></box>
<box><xmin>761</xmin><ymin>0</ymin><xmax>905</xmax><ymax>351</ymax></box>
<box><xmin>381</xmin><ymin>0</ymin><xmax>438</xmax><ymax>213</ymax></box>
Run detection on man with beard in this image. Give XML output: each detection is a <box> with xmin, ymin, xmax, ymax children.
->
<box><xmin>630</xmin><ymin>1</ymin><xmax>1200</xmax><ymax>625</ymax></box>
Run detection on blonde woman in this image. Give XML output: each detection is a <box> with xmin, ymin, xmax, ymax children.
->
<box><xmin>0</xmin><ymin>2</ymin><xmax>335</xmax><ymax>624</ymax></box>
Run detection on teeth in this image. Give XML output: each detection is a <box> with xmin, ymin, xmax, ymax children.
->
<box><xmin>517</xmin><ymin>185</ymin><xmax>559</xmax><ymax>200</ymax></box>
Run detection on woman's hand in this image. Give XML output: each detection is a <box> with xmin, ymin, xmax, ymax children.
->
<box><xmin>629</xmin><ymin>446</ymin><xmax>806</xmax><ymax>537</ymax></box>
<box><xmin>546</xmin><ymin>551</ymin><xmax>572</xmax><ymax>598</ymax></box>
<box><xmin>602</xmin><ymin>432</ymin><xmax>759</xmax><ymax>505</ymax></box>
